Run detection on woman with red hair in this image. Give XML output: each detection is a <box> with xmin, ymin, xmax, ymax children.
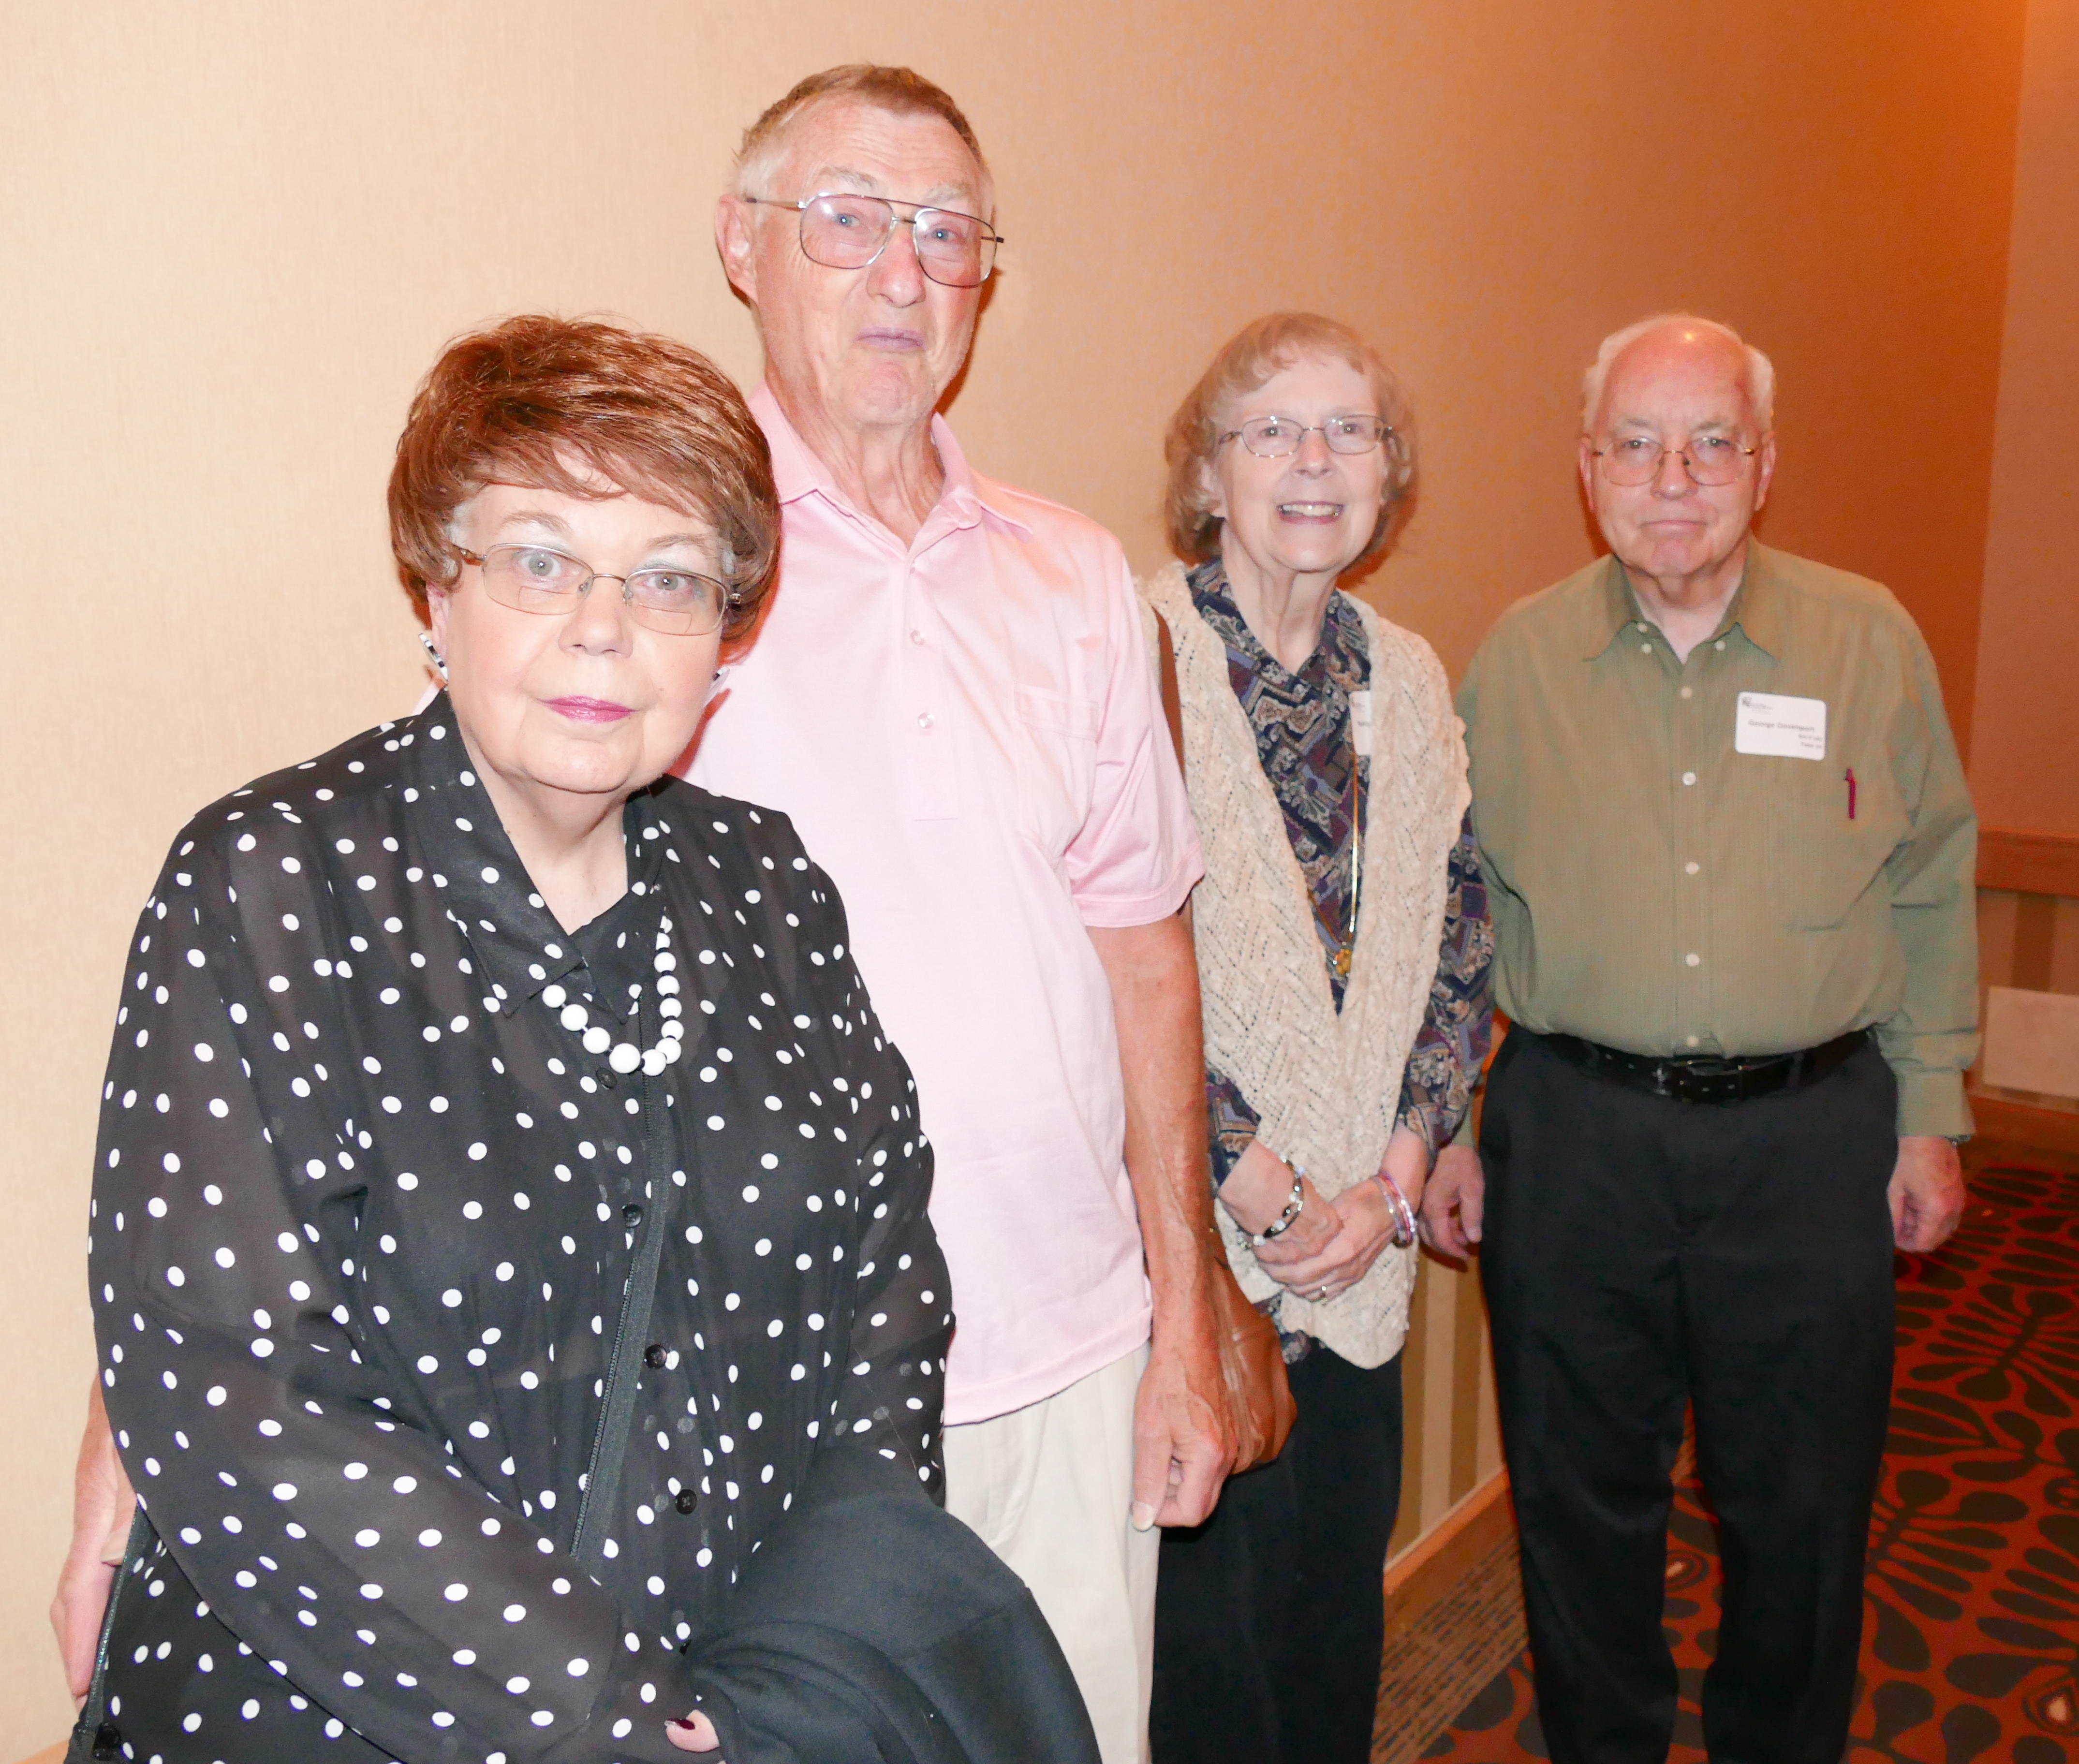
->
<box><xmin>69</xmin><ymin>315</ymin><xmax>1093</xmax><ymax>1764</ymax></box>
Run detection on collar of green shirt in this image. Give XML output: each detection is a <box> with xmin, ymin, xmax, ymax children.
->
<box><xmin>1579</xmin><ymin>538</ymin><xmax>1793</xmax><ymax>664</ymax></box>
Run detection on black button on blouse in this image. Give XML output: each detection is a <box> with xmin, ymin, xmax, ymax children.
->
<box><xmin>86</xmin><ymin>694</ymin><xmax>951</xmax><ymax>1763</ymax></box>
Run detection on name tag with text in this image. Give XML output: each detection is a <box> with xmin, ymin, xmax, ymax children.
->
<box><xmin>1734</xmin><ymin>691</ymin><xmax>1827</xmax><ymax>761</ymax></box>
<box><xmin>1351</xmin><ymin>689</ymin><xmax>1373</xmax><ymax>757</ymax></box>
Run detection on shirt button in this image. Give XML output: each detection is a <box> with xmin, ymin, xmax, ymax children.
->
<box><xmin>1636</xmin><ymin>622</ymin><xmax>1650</xmax><ymax>633</ymax></box>
<box><xmin>917</xmin><ymin>712</ymin><xmax>934</xmax><ymax>731</ymax></box>
<box><xmin>675</xmin><ymin>1489</ymin><xmax>699</xmax><ymax>1514</ymax></box>
<box><xmin>1714</xmin><ymin>640</ymin><xmax>1726</xmax><ymax>651</ymax></box>
<box><xmin>1685</xmin><ymin>861</ymin><xmax>1701</xmax><ymax>875</ymax></box>
<box><xmin>1685</xmin><ymin>952</ymin><xmax>1702</xmax><ymax>967</ymax></box>
<box><xmin>1685</xmin><ymin>1035</ymin><xmax>1701</xmax><ymax>1048</ymax></box>
<box><xmin>643</xmin><ymin>1343</ymin><xmax>667</xmax><ymax>1368</ymax></box>
<box><xmin>622</xmin><ymin>1203</ymin><xmax>644</xmax><ymax>1227</ymax></box>
<box><xmin>1679</xmin><ymin>686</ymin><xmax>1693</xmax><ymax>700</ymax></box>
<box><xmin>1681</xmin><ymin>771</ymin><xmax>1697</xmax><ymax>786</ymax></box>
<box><xmin>909</xmin><ymin>629</ymin><xmax>925</xmax><ymax>645</ymax></box>
<box><xmin>1640</xmin><ymin>643</ymin><xmax>1652</xmax><ymax>654</ymax></box>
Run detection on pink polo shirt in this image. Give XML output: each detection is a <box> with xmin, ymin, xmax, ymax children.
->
<box><xmin>684</xmin><ymin>388</ymin><xmax>1201</xmax><ymax>1424</ymax></box>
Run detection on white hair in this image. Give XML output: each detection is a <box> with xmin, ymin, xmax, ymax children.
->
<box><xmin>729</xmin><ymin>71</ymin><xmax>994</xmax><ymax>215</ymax></box>
<box><xmin>1581</xmin><ymin>313</ymin><xmax>1775</xmax><ymax>433</ymax></box>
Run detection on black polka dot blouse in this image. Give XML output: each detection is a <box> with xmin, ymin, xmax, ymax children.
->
<box><xmin>84</xmin><ymin>693</ymin><xmax>950</xmax><ymax>1763</ymax></box>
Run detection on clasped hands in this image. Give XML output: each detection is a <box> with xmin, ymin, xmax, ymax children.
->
<box><xmin>1217</xmin><ymin>1126</ymin><xmax>1431</xmax><ymax>1305</ymax></box>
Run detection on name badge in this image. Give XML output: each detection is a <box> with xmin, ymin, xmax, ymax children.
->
<box><xmin>1351</xmin><ymin>689</ymin><xmax>1373</xmax><ymax>758</ymax></box>
<box><xmin>1734</xmin><ymin>691</ymin><xmax>1827</xmax><ymax>761</ymax></box>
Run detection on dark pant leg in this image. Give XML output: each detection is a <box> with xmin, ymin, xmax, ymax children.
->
<box><xmin>1150</xmin><ymin>1432</ymin><xmax>1297</xmax><ymax>1761</ymax></box>
<box><xmin>1275</xmin><ymin>1348</ymin><xmax>1404</xmax><ymax>1764</ymax></box>
<box><xmin>1480</xmin><ymin>1033</ymin><xmax>1693</xmax><ymax>1764</ymax></box>
<box><xmin>1676</xmin><ymin>1043</ymin><xmax>1898</xmax><ymax>1764</ymax></box>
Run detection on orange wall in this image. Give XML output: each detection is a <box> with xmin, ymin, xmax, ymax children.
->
<box><xmin>0</xmin><ymin>1</ymin><xmax>2029</xmax><ymax>1742</ymax></box>
<box><xmin>1972</xmin><ymin>0</ymin><xmax>2079</xmax><ymax>838</ymax></box>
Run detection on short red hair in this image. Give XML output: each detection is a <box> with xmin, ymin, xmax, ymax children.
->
<box><xmin>388</xmin><ymin>315</ymin><xmax>779</xmax><ymax>641</ymax></box>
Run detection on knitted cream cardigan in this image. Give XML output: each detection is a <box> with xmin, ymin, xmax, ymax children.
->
<box><xmin>1142</xmin><ymin>563</ymin><xmax>1468</xmax><ymax>1367</ymax></box>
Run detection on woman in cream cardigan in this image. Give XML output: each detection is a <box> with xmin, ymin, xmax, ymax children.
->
<box><xmin>1143</xmin><ymin>313</ymin><xmax>1492</xmax><ymax>1764</ymax></box>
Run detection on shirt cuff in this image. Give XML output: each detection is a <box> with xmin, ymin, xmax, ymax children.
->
<box><xmin>1893</xmin><ymin>1067</ymin><xmax>1973</xmax><ymax>1139</ymax></box>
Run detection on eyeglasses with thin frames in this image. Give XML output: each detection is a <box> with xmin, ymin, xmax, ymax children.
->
<box><xmin>741</xmin><ymin>191</ymin><xmax>1004</xmax><ymax>287</ymax></box>
<box><xmin>1591</xmin><ymin>435</ymin><xmax>1759</xmax><ymax>487</ymax></box>
<box><xmin>456</xmin><ymin>544</ymin><xmax>733</xmax><ymax>637</ymax></box>
<box><xmin>1218</xmin><ymin>415</ymin><xmax>1401</xmax><ymax>459</ymax></box>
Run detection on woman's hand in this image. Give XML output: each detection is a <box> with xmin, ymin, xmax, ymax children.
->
<box><xmin>52</xmin><ymin>1380</ymin><xmax>136</xmax><ymax>1705</ymax></box>
<box><xmin>1217</xmin><ymin>1141</ymin><xmax>1339</xmax><ymax>1262</ymax></box>
<box><xmin>668</xmin><ymin>1712</ymin><xmax>722</xmax><ymax>1752</ymax></box>
<box><xmin>1257</xmin><ymin>1127</ymin><xmax>1432</xmax><ymax>1303</ymax></box>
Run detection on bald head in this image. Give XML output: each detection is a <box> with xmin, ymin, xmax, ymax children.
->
<box><xmin>1582</xmin><ymin>314</ymin><xmax>1774</xmax><ymax>438</ymax></box>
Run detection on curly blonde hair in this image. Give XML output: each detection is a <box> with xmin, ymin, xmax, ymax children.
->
<box><xmin>1163</xmin><ymin>313</ymin><xmax>1416</xmax><ymax>566</ymax></box>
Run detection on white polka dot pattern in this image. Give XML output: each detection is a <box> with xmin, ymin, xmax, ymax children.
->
<box><xmin>85</xmin><ymin>700</ymin><xmax>949</xmax><ymax>1761</ymax></box>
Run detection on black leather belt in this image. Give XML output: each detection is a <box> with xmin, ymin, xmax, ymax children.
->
<box><xmin>1530</xmin><ymin>1027</ymin><xmax>1870</xmax><ymax>1105</ymax></box>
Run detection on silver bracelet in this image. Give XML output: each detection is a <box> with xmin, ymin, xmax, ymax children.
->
<box><xmin>1369</xmin><ymin>1171</ymin><xmax>1417</xmax><ymax>1248</ymax></box>
<box><xmin>1254</xmin><ymin>1172</ymin><xmax>1306</xmax><ymax>1243</ymax></box>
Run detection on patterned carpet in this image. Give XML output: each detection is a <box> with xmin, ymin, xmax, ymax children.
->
<box><xmin>1417</xmin><ymin>1143</ymin><xmax>2079</xmax><ymax>1763</ymax></box>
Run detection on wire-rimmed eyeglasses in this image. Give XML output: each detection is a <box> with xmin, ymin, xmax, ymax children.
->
<box><xmin>1591</xmin><ymin>435</ymin><xmax>1759</xmax><ymax>487</ymax></box>
<box><xmin>1218</xmin><ymin>415</ymin><xmax>1400</xmax><ymax>459</ymax></box>
<box><xmin>456</xmin><ymin>544</ymin><xmax>733</xmax><ymax>637</ymax></box>
<box><xmin>741</xmin><ymin>191</ymin><xmax>1003</xmax><ymax>288</ymax></box>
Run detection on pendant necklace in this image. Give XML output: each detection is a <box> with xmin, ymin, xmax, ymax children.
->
<box><xmin>1331</xmin><ymin>722</ymin><xmax>1369</xmax><ymax>982</ymax></box>
<box><xmin>540</xmin><ymin>915</ymin><xmax>686</xmax><ymax>1076</ymax></box>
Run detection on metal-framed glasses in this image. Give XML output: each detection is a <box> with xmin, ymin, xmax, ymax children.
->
<box><xmin>1218</xmin><ymin>414</ymin><xmax>1399</xmax><ymax>458</ymax></box>
<box><xmin>741</xmin><ymin>191</ymin><xmax>1003</xmax><ymax>287</ymax></box>
<box><xmin>457</xmin><ymin>544</ymin><xmax>733</xmax><ymax>637</ymax></box>
<box><xmin>1592</xmin><ymin>435</ymin><xmax>1758</xmax><ymax>487</ymax></box>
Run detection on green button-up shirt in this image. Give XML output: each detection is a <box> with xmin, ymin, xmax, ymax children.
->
<box><xmin>1458</xmin><ymin>540</ymin><xmax>1978</xmax><ymax>1137</ymax></box>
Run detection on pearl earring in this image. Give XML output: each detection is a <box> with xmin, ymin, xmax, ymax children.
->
<box><xmin>418</xmin><ymin>631</ymin><xmax>449</xmax><ymax>683</ymax></box>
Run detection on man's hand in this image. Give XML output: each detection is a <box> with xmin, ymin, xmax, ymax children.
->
<box><xmin>53</xmin><ymin>1379</ymin><xmax>135</xmax><ymax>1704</ymax></box>
<box><xmin>1419</xmin><ymin>1143</ymin><xmax>1485</xmax><ymax>1262</ymax></box>
<box><xmin>1890</xmin><ymin>1134</ymin><xmax>1966</xmax><ymax>1252</ymax></box>
<box><xmin>1088</xmin><ymin>912</ymin><xmax>1239</xmax><ymax>1532</ymax></box>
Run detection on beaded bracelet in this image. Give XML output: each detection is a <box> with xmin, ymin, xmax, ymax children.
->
<box><xmin>1254</xmin><ymin>1172</ymin><xmax>1307</xmax><ymax>1244</ymax></box>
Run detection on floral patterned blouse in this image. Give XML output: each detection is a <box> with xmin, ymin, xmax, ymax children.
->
<box><xmin>1188</xmin><ymin>562</ymin><xmax>1493</xmax><ymax>1200</ymax></box>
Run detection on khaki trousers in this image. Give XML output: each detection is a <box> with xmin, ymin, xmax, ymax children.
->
<box><xmin>943</xmin><ymin>1342</ymin><xmax>1159</xmax><ymax>1764</ymax></box>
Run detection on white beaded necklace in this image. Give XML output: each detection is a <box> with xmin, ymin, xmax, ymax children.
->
<box><xmin>539</xmin><ymin>915</ymin><xmax>685</xmax><ymax>1077</ymax></box>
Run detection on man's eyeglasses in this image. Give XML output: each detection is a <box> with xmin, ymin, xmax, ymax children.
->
<box><xmin>741</xmin><ymin>192</ymin><xmax>1003</xmax><ymax>288</ymax></box>
<box><xmin>457</xmin><ymin>544</ymin><xmax>733</xmax><ymax>637</ymax></box>
<box><xmin>1592</xmin><ymin>436</ymin><xmax>1759</xmax><ymax>487</ymax></box>
<box><xmin>1218</xmin><ymin>415</ymin><xmax>1400</xmax><ymax>459</ymax></box>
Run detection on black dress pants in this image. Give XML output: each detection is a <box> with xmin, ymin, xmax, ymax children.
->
<box><xmin>1149</xmin><ymin>1346</ymin><xmax>1403</xmax><ymax>1764</ymax></box>
<box><xmin>1479</xmin><ymin>1030</ymin><xmax>1898</xmax><ymax>1764</ymax></box>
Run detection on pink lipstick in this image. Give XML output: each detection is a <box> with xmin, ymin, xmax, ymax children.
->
<box><xmin>546</xmin><ymin>696</ymin><xmax>632</xmax><ymax>723</ymax></box>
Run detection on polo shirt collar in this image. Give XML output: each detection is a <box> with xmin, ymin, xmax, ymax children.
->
<box><xmin>748</xmin><ymin>382</ymin><xmax>1032</xmax><ymax>544</ymax></box>
<box><xmin>1582</xmin><ymin>538</ymin><xmax>1784</xmax><ymax>663</ymax></box>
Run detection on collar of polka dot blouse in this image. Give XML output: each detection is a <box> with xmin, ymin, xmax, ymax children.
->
<box><xmin>538</xmin><ymin>914</ymin><xmax>686</xmax><ymax>1077</ymax></box>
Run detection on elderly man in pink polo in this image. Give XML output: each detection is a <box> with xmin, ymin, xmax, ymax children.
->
<box><xmin>699</xmin><ymin>64</ymin><xmax>1235</xmax><ymax>1759</ymax></box>
<box><xmin>49</xmin><ymin>61</ymin><xmax>1237</xmax><ymax>1763</ymax></box>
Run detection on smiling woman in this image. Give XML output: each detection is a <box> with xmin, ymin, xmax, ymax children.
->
<box><xmin>1142</xmin><ymin>313</ymin><xmax>1490</xmax><ymax>1764</ymax></box>
<box><xmin>61</xmin><ymin>315</ymin><xmax>1098</xmax><ymax>1764</ymax></box>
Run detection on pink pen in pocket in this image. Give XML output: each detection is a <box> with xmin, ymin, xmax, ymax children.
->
<box><xmin>1846</xmin><ymin>767</ymin><xmax>1857</xmax><ymax>820</ymax></box>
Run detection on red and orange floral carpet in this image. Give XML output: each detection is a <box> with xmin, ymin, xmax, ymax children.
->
<box><xmin>1420</xmin><ymin>1146</ymin><xmax>2079</xmax><ymax>1763</ymax></box>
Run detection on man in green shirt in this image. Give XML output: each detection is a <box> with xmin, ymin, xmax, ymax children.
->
<box><xmin>1427</xmin><ymin>314</ymin><xmax>1976</xmax><ymax>1764</ymax></box>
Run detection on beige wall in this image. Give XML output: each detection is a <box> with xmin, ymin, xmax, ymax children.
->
<box><xmin>0</xmin><ymin>1</ymin><xmax>2031</xmax><ymax>1744</ymax></box>
<box><xmin>1972</xmin><ymin>0</ymin><xmax>2079</xmax><ymax>837</ymax></box>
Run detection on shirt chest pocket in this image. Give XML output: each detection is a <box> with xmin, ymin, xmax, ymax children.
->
<box><xmin>1012</xmin><ymin>686</ymin><xmax>1102</xmax><ymax>860</ymax></box>
<box><xmin>1763</xmin><ymin>751</ymin><xmax>1910</xmax><ymax>931</ymax></box>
